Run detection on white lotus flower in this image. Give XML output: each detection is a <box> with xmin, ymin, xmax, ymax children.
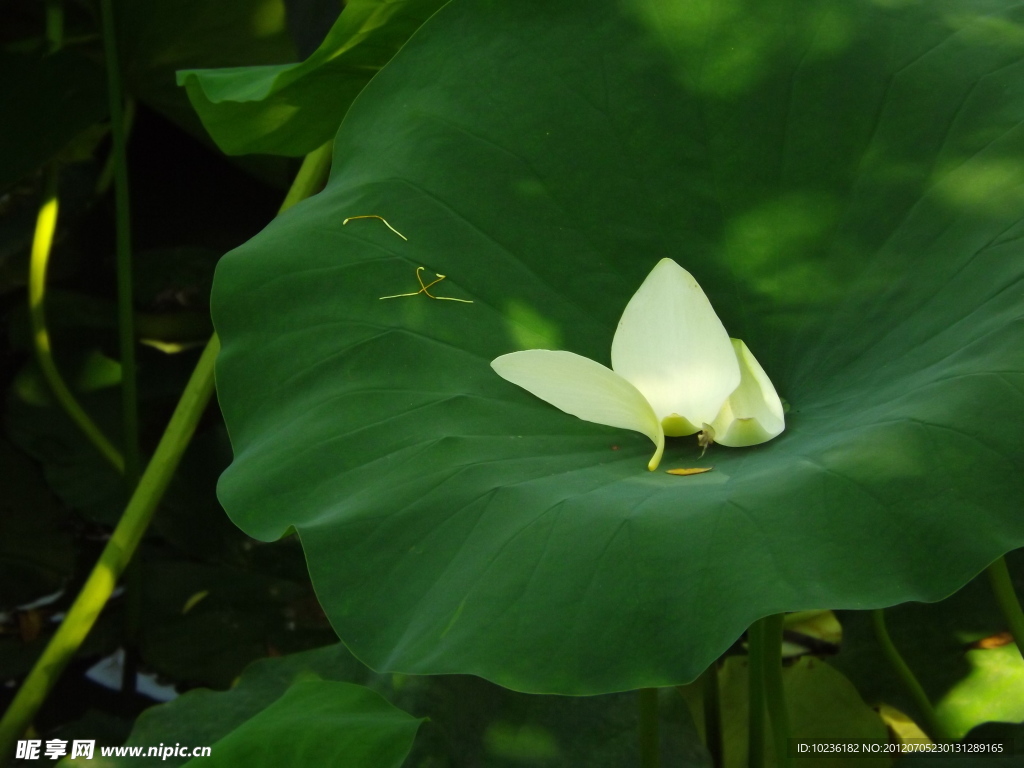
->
<box><xmin>491</xmin><ymin>258</ymin><xmax>785</xmax><ymax>470</ymax></box>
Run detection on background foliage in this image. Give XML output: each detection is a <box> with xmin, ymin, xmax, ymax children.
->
<box><xmin>1</xmin><ymin>0</ymin><xmax>1023</xmax><ymax>765</ymax></box>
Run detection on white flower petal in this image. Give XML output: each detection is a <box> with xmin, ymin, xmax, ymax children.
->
<box><xmin>610</xmin><ymin>258</ymin><xmax>740</xmax><ymax>432</ymax></box>
<box><xmin>710</xmin><ymin>339</ymin><xmax>785</xmax><ymax>447</ymax></box>
<box><xmin>492</xmin><ymin>350</ymin><xmax>665</xmax><ymax>470</ymax></box>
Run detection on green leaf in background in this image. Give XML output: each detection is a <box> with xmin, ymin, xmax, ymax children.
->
<box><xmin>0</xmin><ymin>440</ymin><xmax>73</xmax><ymax>609</ymax></box>
<box><xmin>0</xmin><ymin>50</ymin><xmax>107</xmax><ymax>191</ymax></box>
<box><xmin>114</xmin><ymin>0</ymin><xmax>295</xmax><ymax>140</ymax></box>
<box><xmin>212</xmin><ymin>0</ymin><xmax>1024</xmax><ymax>693</ymax></box>
<box><xmin>96</xmin><ymin>643</ymin><xmax>710</xmax><ymax>767</ymax></box>
<box><xmin>938</xmin><ymin>645</ymin><xmax>1024</xmax><ymax>739</ymax></box>
<box><xmin>832</xmin><ymin>556</ymin><xmax>1024</xmax><ymax>741</ymax></box>
<box><xmin>682</xmin><ymin>656</ymin><xmax>889</xmax><ymax>768</ymax></box>
<box><xmin>6</xmin><ymin>356</ymin><xmax>125</xmax><ymax>526</ymax></box>
<box><xmin>176</xmin><ymin>0</ymin><xmax>450</xmax><ymax>156</ymax></box>
<box><xmin>64</xmin><ymin>654</ymin><xmax>422</xmax><ymax>768</ymax></box>
<box><xmin>117</xmin><ymin>645</ymin><xmax>368</xmax><ymax>765</ymax></box>
<box><xmin>894</xmin><ymin>723</ymin><xmax>1024</xmax><ymax>767</ymax></box>
<box><xmin>185</xmin><ymin>681</ymin><xmax>422</xmax><ymax>768</ymax></box>
<box><xmin>136</xmin><ymin>552</ymin><xmax>336</xmax><ymax>688</ymax></box>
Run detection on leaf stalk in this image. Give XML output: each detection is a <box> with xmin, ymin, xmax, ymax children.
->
<box><xmin>986</xmin><ymin>556</ymin><xmax>1024</xmax><ymax>661</ymax></box>
<box><xmin>747</xmin><ymin>621</ymin><xmax>766</xmax><ymax>768</ymax></box>
<box><xmin>0</xmin><ymin>336</ymin><xmax>218</xmax><ymax>762</ymax></box>
<box><xmin>760</xmin><ymin>614</ymin><xmax>790</xmax><ymax>768</ymax></box>
<box><xmin>29</xmin><ymin>167</ymin><xmax>125</xmax><ymax>473</ymax></box>
<box><xmin>871</xmin><ymin>608</ymin><xmax>949</xmax><ymax>741</ymax></box>
<box><xmin>101</xmin><ymin>0</ymin><xmax>140</xmax><ymax>487</ymax></box>
<box><xmin>638</xmin><ymin>688</ymin><xmax>660</xmax><ymax>768</ymax></box>
<box><xmin>699</xmin><ymin>661</ymin><xmax>723</xmax><ymax>768</ymax></box>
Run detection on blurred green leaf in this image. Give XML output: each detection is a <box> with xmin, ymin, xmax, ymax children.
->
<box><xmin>176</xmin><ymin>0</ymin><xmax>449</xmax><ymax>156</ymax></box>
<box><xmin>64</xmin><ymin>667</ymin><xmax>422</xmax><ymax>767</ymax></box>
<box><xmin>938</xmin><ymin>645</ymin><xmax>1024</xmax><ymax>739</ymax></box>
<box><xmin>152</xmin><ymin>426</ymin><xmax>257</xmax><ymax>566</ymax></box>
<box><xmin>681</xmin><ymin>657</ymin><xmax>888</xmax><ymax>768</ymax></box>
<box><xmin>6</xmin><ymin>359</ymin><xmax>124</xmax><ymax>525</ymax></box>
<box><xmin>117</xmin><ymin>645</ymin><xmax>368</xmax><ymax>766</ymax></box>
<box><xmin>102</xmin><ymin>642</ymin><xmax>710</xmax><ymax>767</ymax></box>
<box><xmin>5</xmin><ymin>342</ymin><xmax>212</xmax><ymax>525</ymax></box>
<box><xmin>136</xmin><ymin>552</ymin><xmax>336</xmax><ymax>688</ymax></box>
<box><xmin>282</xmin><ymin>0</ymin><xmax>343</xmax><ymax>58</ymax></box>
<box><xmin>0</xmin><ymin>50</ymin><xmax>107</xmax><ymax>191</ymax></box>
<box><xmin>114</xmin><ymin>0</ymin><xmax>296</xmax><ymax>138</ymax></box>
<box><xmin>0</xmin><ymin>439</ymin><xmax>73</xmax><ymax>609</ymax></box>
<box><xmin>893</xmin><ymin>722</ymin><xmax>1024</xmax><ymax>766</ymax></box>
<box><xmin>211</xmin><ymin>0</ymin><xmax>1024</xmax><ymax>693</ymax></box>
<box><xmin>833</xmin><ymin>556</ymin><xmax>1024</xmax><ymax>742</ymax></box>
<box><xmin>185</xmin><ymin>681</ymin><xmax>422</xmax><ymax>768</ymax></box>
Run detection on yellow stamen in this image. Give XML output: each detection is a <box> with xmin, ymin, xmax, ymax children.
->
<box><xmin>343</xmin><ymin>214</ymin><xmax>408</xmax><ymax>241</ymax></box>
<box><xmin>380</xmin><ymin>266</ymin><xmax>474</xmax><ymax>303</ymax></box>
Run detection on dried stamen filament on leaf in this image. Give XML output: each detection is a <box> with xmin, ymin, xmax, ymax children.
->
<box><xmin>380</xmin><ymin>266</ymin><xmax>474</xmax><ymax>303</ymax></box>
<box><xmin>342</xmin><ymin>214</ymin><xmax>408</xmax><ymax>241</ymax></box>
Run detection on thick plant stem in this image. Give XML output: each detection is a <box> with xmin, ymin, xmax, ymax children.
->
<box><xmin>747</xmin><ymin>622</ymin><xmax>766</xmax><ymax>768</ymax></box>
<box><xmin>987</xmin><ymin>556</ymin><xmax>1024</xmax><ymax>660</ymax></box>
<box><xmin>279</xmin><ymin>140</ymin><xmax>334</xmax><ymax>214</ymax></box>
<box><xmin>760</xmin><ymin>615</ymin><xmax>790</xmax><ymax>768</ymax></box>
<box><xmin>45</xmin><ymin>0</ymin><xmax>63</xmax><ymax>51</ymax></box>
<box><xmin>699</xmin><ymin>661</ymin><xmax>723</xmax><ymax>768</ymax></box>
<box><xmin>638</xmin><ymin>688</ymin><xmax>659</xmax><ymax>768</ymax></box>
<box><xmin>30</xmin><ymin>167</ymin><xmax>125</xmax><ymax>473</ymax></box>
<box><xmin>0</xmin><ymin>337</ymin><xmax>219</xmax><ymax>762</ymax></box>
<box><xmin>872</xmin><ymin>609</ymin><xmax>948</xmax><ymax>741</ymax></box>
<box><xmin>95</xmin><ymin>99</ymin><xmax>135</xmax><ymax>197</ymax></box>
<box><xmin>101</xmin><ymin>0</ymin><xmax>142</xmax><ymax>695</ymax></box>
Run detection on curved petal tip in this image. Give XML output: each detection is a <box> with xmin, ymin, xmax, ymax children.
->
<box><xmin>710</xmin><ymin>339</ymin><xmax>785</xmax><ymax>448</ymax></box>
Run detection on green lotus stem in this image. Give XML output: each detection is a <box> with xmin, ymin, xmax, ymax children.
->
<box><xmin>871</xmin><ymin>609</ymin><xmax>949</xmax><ymax>741</ymax></box>
<box><xmin>987</xmin><ymin>556</ymin><xmax>1024</xmax><ymax>659</ymax></box>
<box><xmin>45</xmin><ymin>0</ymin><xmax>62</xmax><ymax>51</ymax></box>
<box><xmin>0</xmin><ymin>336</ymin><xmax>219</xmax><ymax>763</ymax></box>
<box><xmin>279</xmin><ymin>139</ymin><xmax>334</xmax><ymax>214</ymax></box>
<box><xmin>699</xmin><ymin>661</ymin><xmax>723</xmax><ymax>768</ymax></box>
<box><xmin>95</xmin><ymin>99</ymin><xmax>135</xmax><ymax>197</ymax></box>
<box><xmin>760</xmin><ymin>615</ymin><xmax>790</xmax><ymax>768</ymax></box>
<box><xmin>101</xmin><ymin>0</ymin><xmax>142</xmax><ymax>694</ymax></box>
<box><xmin>101</xmin><ymin>0</ymin><xmax>140</xmax><ymax>487</ymax></box>
<box><xmin>30</xmin><ymin>167</ymin><xmax>125</xmax><ymax>473</ymax></box>
<box><xmin>747</xmin><ymin>621</ymin><xmax>766</xmax><ymax>768</ymax></box>
<box><xmin>638</xmin><ymin>688</ymin><xmax>659</xmax><ymax>768</ymax></box>
<box><xmin>30</xmin><ymin>0</ymin><xmax>123</xmax><ymax>474</ymax></box>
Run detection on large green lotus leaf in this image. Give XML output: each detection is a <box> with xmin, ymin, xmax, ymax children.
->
<box><xmin>212</xmin><ymin>0</ymin><xmax>1024</xmax><ymax>693</ymax></box>
<box><xmin>176</xmin><ymin>0</ymin><xmax>449</xmax><ymax>156</ymax></box>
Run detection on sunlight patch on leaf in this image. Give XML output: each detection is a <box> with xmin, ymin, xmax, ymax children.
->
<box><xmin>504</xmin><ymin>300</ymin><xmax>563</xmax><ymax>351</ymax></box>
